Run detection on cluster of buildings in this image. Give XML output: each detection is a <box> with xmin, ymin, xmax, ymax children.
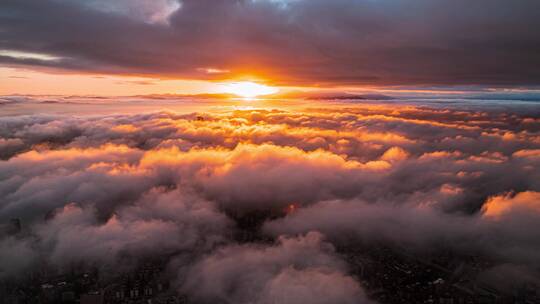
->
<box><xmin>0</xmin><ymin>260</ymin><xmax>187</xmax><ymax>304</ymax></box>
<box><xmin>340</xmin><ymin>244</ymin><xmax>539</xmax><ymax>304</ymax></box>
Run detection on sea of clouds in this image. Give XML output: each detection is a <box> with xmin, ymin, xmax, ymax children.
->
<box><xmin>1</xmin><ymin>97</ymin><xmax>540</xmax><ymax>303</ymax></box>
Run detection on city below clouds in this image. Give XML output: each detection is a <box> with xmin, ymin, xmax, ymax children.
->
<box><xmin>1</xmin><ymin>97</ymin><xmax>540</xmax><ymax>303</ymax></box>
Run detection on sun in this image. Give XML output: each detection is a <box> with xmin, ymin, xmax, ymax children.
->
<box><xmin>223</xmin><ymin>81</ymin><xmax>278</xmax><ymax>98</ymax></box>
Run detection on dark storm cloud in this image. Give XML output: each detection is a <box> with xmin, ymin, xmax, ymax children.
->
<box><xmin>2</xmin><ymin>0</ymin><xmax>540</xmax><ymax>85</ymax></box>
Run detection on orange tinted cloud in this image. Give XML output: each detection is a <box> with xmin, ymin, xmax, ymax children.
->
<box><xmin>380</xmin><ymin>146</ymin><xmax>409</xmax><ymax>162</ymax></box>
<box><xmin>483</xmin><ymin>191</ymin><xmax>540</xmax><ymax>219</ymax></box>
<box><xmin>1</xmin><ymin>100</ymin><xmax>540</xmax><ymax>297</ymax></box>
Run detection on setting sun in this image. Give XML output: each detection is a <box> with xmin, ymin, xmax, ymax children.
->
<box><xmin>223</xmin><ymin>81</ymin><xmax>278</xmax><ymax>98</ymax></box>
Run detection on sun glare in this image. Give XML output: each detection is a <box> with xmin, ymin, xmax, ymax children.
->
<box><xmin>223</xmin><ymin>81</ymin><xmax>278</xmax><ymax>98</ymax></box>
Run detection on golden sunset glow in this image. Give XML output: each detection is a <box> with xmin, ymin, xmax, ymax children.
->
<box><xmin>222</xmin><ymin>81</ymin><xmax>279</xmax><ymax>98</ymax></box>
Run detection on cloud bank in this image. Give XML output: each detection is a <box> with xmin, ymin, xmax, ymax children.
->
<box><xmin>1</xmin><ymin>99</ymin><xmax>540</xmax><ymax>301</ymax></box>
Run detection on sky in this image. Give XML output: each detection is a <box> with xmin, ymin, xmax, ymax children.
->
<box><xmin>2</xmin><ymin>0</ymin><xmax>540</xmax><ymax>95</ymax></box>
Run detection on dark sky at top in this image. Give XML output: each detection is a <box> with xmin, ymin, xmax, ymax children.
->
<box><xmin>1</xmin><ymin>0</ymin><xmax>540</xmax><ymax>86</ymax></box>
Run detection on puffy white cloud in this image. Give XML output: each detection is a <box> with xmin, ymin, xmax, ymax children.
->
<box><xmin>180</xmin><ymin>232</ymin><xmax>371</xmax><ymax>304</ymax></box>
<box><xmin>1</xmin><ymin>101</ymin><xmax>540</xmax><ymax>298</ymax></box>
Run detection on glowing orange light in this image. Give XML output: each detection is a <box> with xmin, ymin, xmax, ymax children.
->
<box><xmin>223</xmin><ymin>81</ymin><xmax>278</xmax><ymax>98</ymax></box>
<box><xmin>285</xmin><ymin>203</ymin><xmax>298</xmax><ymax>215</ymax></box>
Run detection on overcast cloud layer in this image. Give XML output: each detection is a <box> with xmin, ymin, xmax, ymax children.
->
<box><xmin>2</xmin><ymin>0</ymin><xmax>540</xmax><ymax>86</ymax></box>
